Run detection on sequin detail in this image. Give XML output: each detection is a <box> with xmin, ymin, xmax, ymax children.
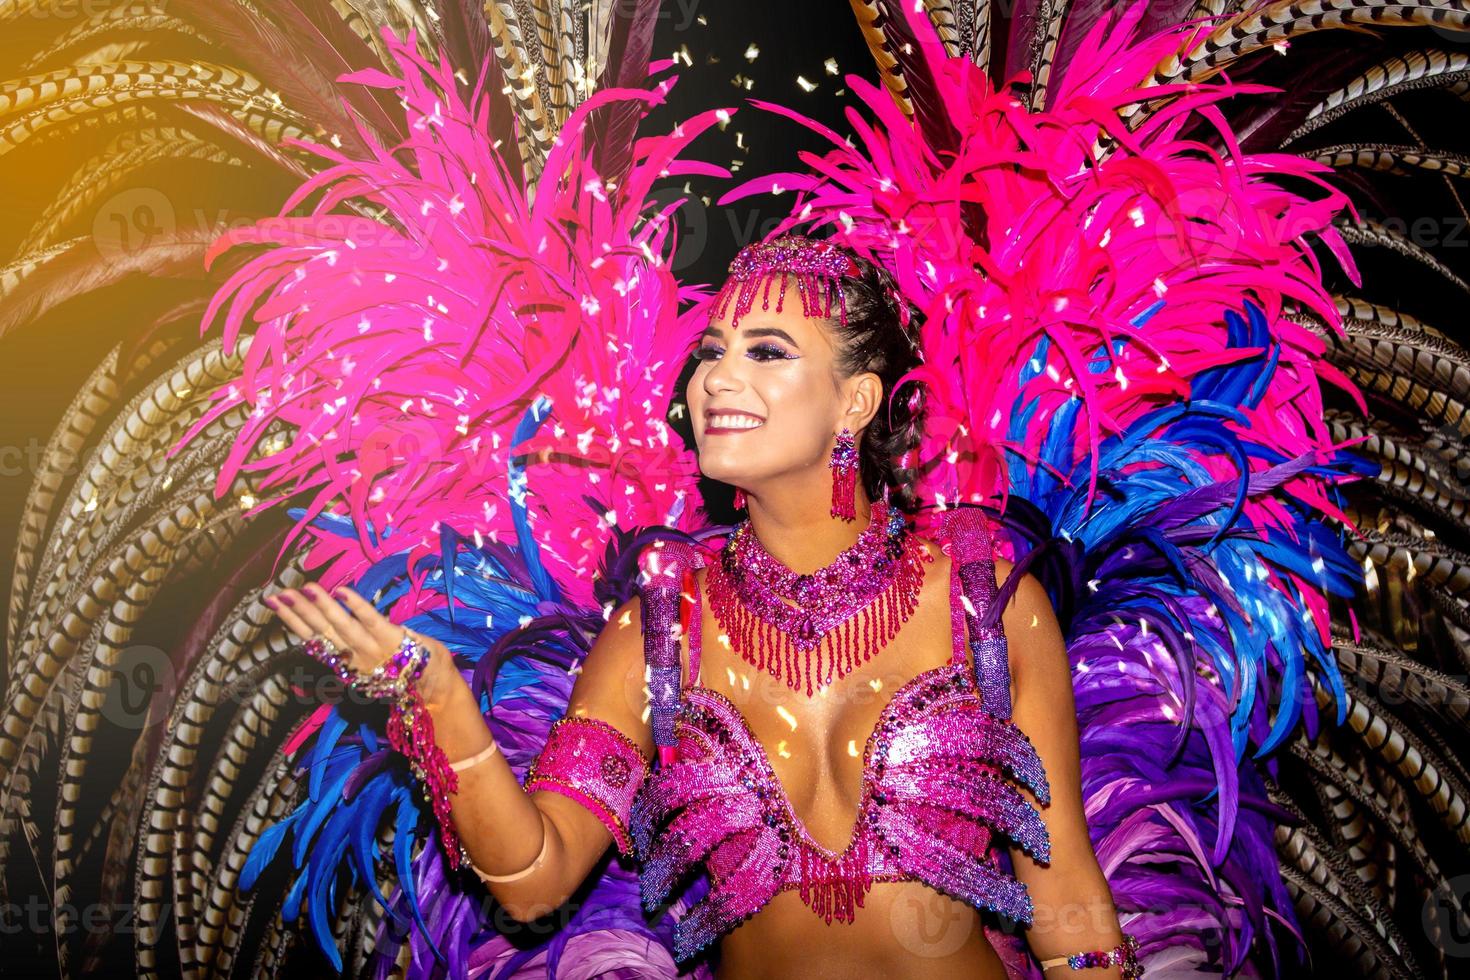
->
<box><xmin>630</xmin><ymin>509</ymin><xmax>1051</xmax><ymax>963</ymax></box>
<box><xmin>632</xmin><ymin>663</ymin><xmax>1050</xmax><ymax>961</ymax></box>
<box><xmin>709</xmin><ymin>236</ymin><xmax>861</xmax><ymax>328</ymax></box>
<box><xmin>525</xmin><ymin>716</ymin><xmax>650</xmax><ymax>857</ymax></box>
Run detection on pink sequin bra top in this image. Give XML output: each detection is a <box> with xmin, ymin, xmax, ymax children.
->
<box><xmin>522</xmin><ymin>507</ymin><xmax>1050</xmax><ymax>964</ymax></box>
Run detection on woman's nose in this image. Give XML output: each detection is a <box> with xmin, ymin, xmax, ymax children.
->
<box><xmin>702</xmin><ymin>349</ymin><xmax>742</xmax><ymax>394</ymax></box>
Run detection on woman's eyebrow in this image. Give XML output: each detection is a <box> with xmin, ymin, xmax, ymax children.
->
<box><xmin>699</xmin><ymin>325</ymin><xmax>800</xmax><ymax>347</ymax></box>
<box><xmin>744</xmin><ymin>327</ymin><xmax>799</xmax><ymax>346</ymax></box>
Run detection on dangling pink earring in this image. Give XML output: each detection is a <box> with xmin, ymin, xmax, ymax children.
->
<box><xmin>829</xmin><ymin>427</ymin><xmax>858</xmax><ymax>521</ymax></box>
<box><xmin>733</xmin><ymin>488</ymin><xmax>746</xmax><ymax>510</ymax></box>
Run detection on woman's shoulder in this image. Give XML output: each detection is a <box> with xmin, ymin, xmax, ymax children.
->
<box><xmin>589</xmin><ymin>592</ymin><xmax>646</xmax><ymax>666</ymax></box>
<box><xmin>912</xmin><ymin>532</ymin><xmax>1014</xmax><ymax>577</ymax></box>
<box><xmin>910</xmin><ymin>532</ymin><xmax>1008</xmax><ymax>564</ymax></box>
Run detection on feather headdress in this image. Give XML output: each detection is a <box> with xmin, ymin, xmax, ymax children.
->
<box><xmin>723</xmin><ymin>4</ymin><xmax>1367</xmax><ymax>972</ymax></box>
<box><xmin>191</xmin><ymin>27</ymin><xmax>727</xmax><ymax>975</ymax></box>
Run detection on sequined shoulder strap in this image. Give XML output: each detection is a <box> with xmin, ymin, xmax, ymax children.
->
<box><xmin>941</xmin><ymin>507</ymin><xmax>1012</xmax><ymax>720</ymax></box>
<box><xmin>636</xmin><ymin>538</ymin><xmax>705</xmax><ymax>767</ymax></box>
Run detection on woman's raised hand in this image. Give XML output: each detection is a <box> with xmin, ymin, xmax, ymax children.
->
<box><xmin>263</xmin><ymin>582</ymin><xmax>462</xmax><ymax>706</ymax></box>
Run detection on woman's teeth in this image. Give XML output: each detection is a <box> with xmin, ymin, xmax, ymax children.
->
<box><xmin>708</xmin><ymin>415</ymin><xmax>763</xmax><ymax>430</ymax></box>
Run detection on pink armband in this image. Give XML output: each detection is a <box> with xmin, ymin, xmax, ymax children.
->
<box><xmin>524</xmin><ymin>716</ymin><xmax>650</xmax><ymax>856</ymax></box>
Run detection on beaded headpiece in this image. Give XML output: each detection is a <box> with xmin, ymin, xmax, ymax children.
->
<box><xmin>710</xmin><ymin>236</ymin><xmax>862</xmax><ymax>329</ymax></box>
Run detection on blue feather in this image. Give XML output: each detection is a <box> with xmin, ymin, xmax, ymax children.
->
<box><xmin>346</xmin><ymin>774</ymin><xmax>403</xmax><ymax>919</ymax></box>
<box><xmin>308</xmin><ymin>709</ymin><xmax>349</xmax><ymax>801</ymax></box>
<box><xmin>305</xmin><ymin>802</ymin><xmax>357</xmax><ymax>971</ymax></box>
<box><xmin>240</xmin><ymin>809</ymin><xmax>302</xmax><ymax>890</ymax></box>
<box><xmin>293</xmin><ymin>753</ymin><xmax>356</xmax><ymax>868</ymax></box>
<box><xmin>392</xmin><ymin>786</ymin><xmax>444</xmax><ymax>965</ymax></box>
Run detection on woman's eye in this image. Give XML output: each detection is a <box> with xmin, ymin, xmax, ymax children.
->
<box><xmin>692</xmin><ymin>343</ymin><xmax>792</xmax><ymax>362</ymax></box>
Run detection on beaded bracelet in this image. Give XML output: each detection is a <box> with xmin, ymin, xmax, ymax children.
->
<box><xmin>1038</xmin><ymin>932</ymin><xmax>1142</xmax><ymax>978</ymax></box>
<box><xmin>355</xmin><ymin>631</ymin><xmax>429</xmax><ymax>699</ymax></box>
<box><xmin>301</xmin><ymin>627</ymin><xmax>469</xmax><ymax>869</ymax></box>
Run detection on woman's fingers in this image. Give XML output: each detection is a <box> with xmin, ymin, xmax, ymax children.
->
<box><xmin>268</xmin><ymin>588</ymin><xmax>342</xmax><ymax>649</ymax></box>
<box><xmin>265</xmin><ymin>591</ymin><xmax>317</xmax><ymax>642</ymax></box>
<box><xmin>263</xmin><ymin>584</ymin><xmax>422</xmax><ymax>679</ymax></box>
<box><xmin>332</xmin><ymin>586</ymin><xmax>406</xmax><ymax>650</ymax></box>
<box><xmin>298</xmin><ymin>583</ymin><xmax>379</xmax><ymax>663</ymax></box>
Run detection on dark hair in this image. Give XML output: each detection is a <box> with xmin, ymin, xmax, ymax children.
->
<box><xmin>825</xmin><ymin>245</ymin><xmax>926</xmax><ymax>515</ymax></box>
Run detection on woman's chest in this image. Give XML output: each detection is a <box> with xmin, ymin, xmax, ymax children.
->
<box><xmin>684</xmin><ymin>560</ymin><xmax>959</xmax><ymax>853</ymax></box>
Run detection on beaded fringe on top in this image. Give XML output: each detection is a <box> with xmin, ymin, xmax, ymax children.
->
<box><xmin>706</xmin><ymin>515</ymin><xmax>930</xmax><ymax>697</ymax></box>
<box><xmin>708</xmin><ymin>569</ymin><xmax>926</xmax><ymax>696</ymax></box>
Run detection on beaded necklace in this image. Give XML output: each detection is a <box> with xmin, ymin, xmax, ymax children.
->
<box><xmin>707</xmin><ymin>499</ymin><xmax>931</xmax><ymax>697</ymax></box>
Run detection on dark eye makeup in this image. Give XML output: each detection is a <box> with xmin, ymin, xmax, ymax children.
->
<box><xmin>692</xmin><ymin>342</ymin><xmax>794</xmax><ymax>362</ymax></box>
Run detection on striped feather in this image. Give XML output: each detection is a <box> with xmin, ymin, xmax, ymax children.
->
<box><xmin>16</xmin><ymin>126</ymin><xmax>246</xmax><ymax>265</ymax></box>
<box><xmin>1288</xmin><ymin>48</ymin><xmax>1470</xmax><ymax>143</ymax></box>
<box><xmin>1334</xmin><ymin>218</ymin><xmax>1470</xmax><ymax>294</ymax></box>
<box><xmin>1276</xmin><ymin>819</ymin><xmax>1420</xmax><ymax>980</ymax></box>
<box><xmin>1312</xmin><ymin>142</ymin><xmax>1470</xmax><ymax>176</ymax></box>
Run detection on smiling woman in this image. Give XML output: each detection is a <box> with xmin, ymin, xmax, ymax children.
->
<box><xmin>9</xmin><ymin>2</ymin><xmax>1459</xmax><ymax>978</ymax></box>
<box><xmin>690</xmin><ymin>238</ymin><xmax>927</xmax><ymax>523</ymax></box>
<box><xmin>513</xmin><ymin>236</ymin><xmax>1134</xmax><ymax>979</ymax></box>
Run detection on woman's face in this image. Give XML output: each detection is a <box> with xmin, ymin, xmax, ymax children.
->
<box><xmin>688</xmin><ymin>296</ymin><xmax>878</xmax><ymax>492</ymax></box>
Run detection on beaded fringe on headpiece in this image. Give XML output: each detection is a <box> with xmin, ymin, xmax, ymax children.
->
<box><xmin>710</xmin><ymin>236</ymin><xmax>862</xmax><ymax>328</ymax></box>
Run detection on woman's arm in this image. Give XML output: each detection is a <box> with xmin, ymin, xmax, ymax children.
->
<box><xmin>429</xmin><ymin>590</ymin><xmax>655</xmax><ymax>921</ymax></box>
<box><xmin>995</xmin><ymin>561</ymin><xmax>1131</xmax><ymax>978</ymax></box>
<box><xmin>267</xmin><ymin>582</ymin><xmax>654</xmax><ymax>924</ymax></box>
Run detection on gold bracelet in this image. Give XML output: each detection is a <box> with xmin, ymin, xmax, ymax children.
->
<box><xmin>470</xmin><ymin>819</ymin><xmax>549</xmax><ymax>884</ymax></box>
<box><xmin>449</xmin><ymin>740</ymin><xmax>499</xmax><ymax>773</ymax></box>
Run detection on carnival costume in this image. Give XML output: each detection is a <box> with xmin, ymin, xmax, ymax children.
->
<box><xmin>4</xmin><ymin>3</ymin><xmax>1470</xmax><ymax>980</ymax></box>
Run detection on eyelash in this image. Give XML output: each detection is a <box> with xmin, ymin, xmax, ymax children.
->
<box><xmin>693</xmin><ymin>343</ymin><xmax>792</xmax><ymax>362</ymax></box>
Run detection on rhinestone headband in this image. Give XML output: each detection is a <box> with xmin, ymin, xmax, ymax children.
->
<box><xmin>709</xmin><ymin>236</ymin><xmax>862</xmax><ymax>329</ymax></box>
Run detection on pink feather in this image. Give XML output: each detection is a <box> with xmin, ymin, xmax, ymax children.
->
<box><xmin>181</xmin><ymin>28</ymin><xmax>730</xmax><ymax>607</ymax></box>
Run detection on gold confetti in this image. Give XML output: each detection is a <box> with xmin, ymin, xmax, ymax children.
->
<box><xmin>745</xmin><ymin>43</ymin><xmax>760</xmax><ymax>62</ymax></box>
<box><xmin>796</xmin><ymin>75</ymin><xmax>817</xmax><ymax>93</ymax></box>
<box><xmin>824</xmin><ymin>57</ymin><xmax>839</xmax><ymax>75</ymax></box>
